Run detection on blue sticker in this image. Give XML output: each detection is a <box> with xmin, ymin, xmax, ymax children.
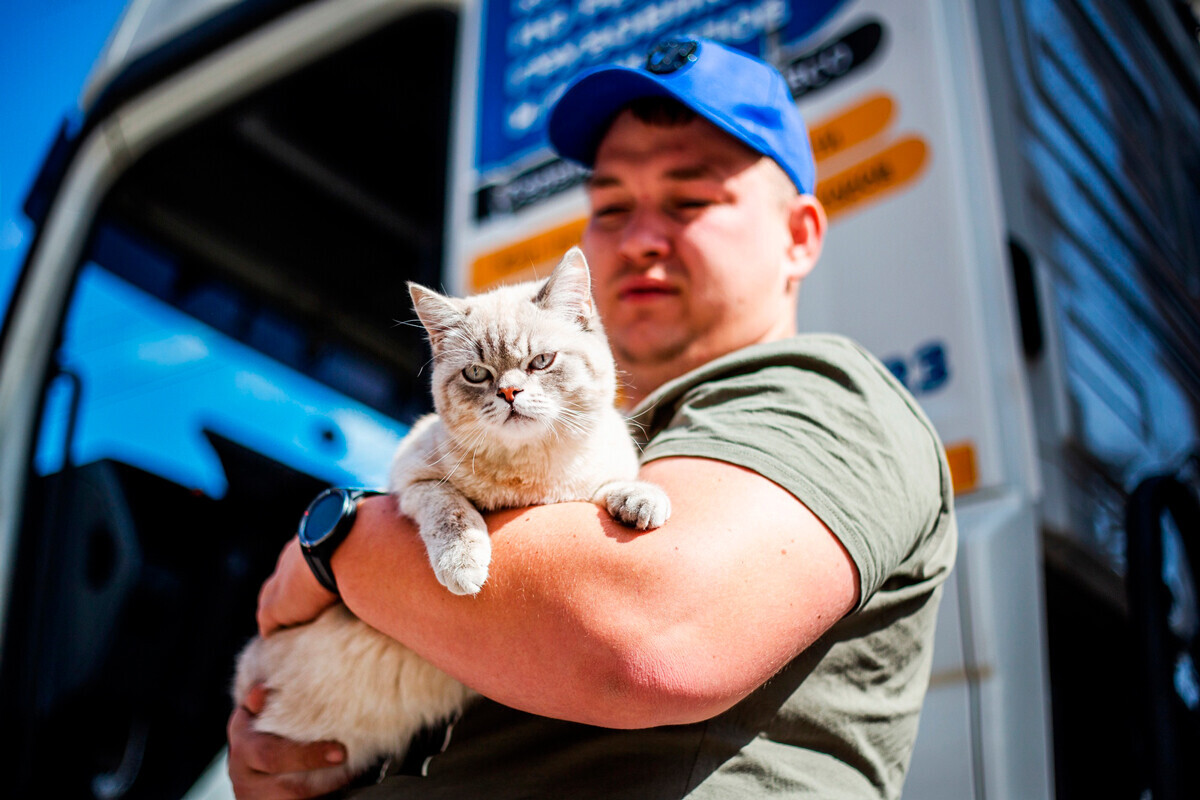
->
<box><xmin>884</xmin><ymin>341</ymin><xmax>951</xmax><ymax>396</ymax></box>
<box><xmin>476</xmin><ymin>0</ymin><xmax>850</xmax><ymax>177</ymax></box>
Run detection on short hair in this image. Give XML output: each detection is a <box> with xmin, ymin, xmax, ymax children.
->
<box><xmin>624</xmin><ymin>96</ymin><xmax>697</xmax><ymax>127</ymax></box>
<box><xmin>599</xmin><ymin>96</ymin><xmax>798</xmax><ymax>202</ymax></box>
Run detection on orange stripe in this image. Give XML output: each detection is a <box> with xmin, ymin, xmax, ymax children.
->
<box><xmin>809</xmin><ymin>93</ymin><xmax>895</xmax><ymax>164</ymax></box>
<box><xmin>470</xmin><ymin>218</ymin><xmax>588</xmax><ymax>291</ymax></box>
<box><xmin>815</xmin><ymin>136</ymin><xmax>928</xmax><ymax>221</ymax></box>
<box><xmin>945</xmin><ymin>441</ymin><xmax>979</xmax><ymax>495</ymax></box>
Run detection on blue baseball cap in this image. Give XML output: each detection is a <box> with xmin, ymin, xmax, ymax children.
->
<box><xmin>547</xmin><ymin>38</ymin><xmax>816</xmax><ymax>195</ymax></box>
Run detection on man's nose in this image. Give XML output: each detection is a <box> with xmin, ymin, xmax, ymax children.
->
<box><xmin>497</xmin><ymin>386</ymin><xmax>523</xmax><ymax>404</ymax></box>
<box><xmin>618</xmin><ymin>208</ymin><xmax>671</xmax><ymax>266</ymax></box>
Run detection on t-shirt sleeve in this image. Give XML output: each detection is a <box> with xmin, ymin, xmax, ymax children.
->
<box><xmin>637</xmin><ymin>342</ymin><xmax>949</xmax><ymax>608</ymax></box>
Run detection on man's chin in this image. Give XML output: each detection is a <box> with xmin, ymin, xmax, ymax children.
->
<box><xmin>615</xmin><ymin>336</ymin><xmax>694</xmax><ymax>373</ymax></box>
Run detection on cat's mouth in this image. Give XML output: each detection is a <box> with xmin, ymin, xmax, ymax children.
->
<box><xmin>503</xmin><ymin>407</ymin><xmax>533</xmax><ymax>423</ymax></box>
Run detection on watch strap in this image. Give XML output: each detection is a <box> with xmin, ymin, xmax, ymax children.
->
<box><xmin>298</xmin><ymin>488</ymin><xmax>384</xmax><ymax>595</ymax></box>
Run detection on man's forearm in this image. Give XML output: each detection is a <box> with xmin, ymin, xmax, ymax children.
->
<box><xmin>327</xmin><ymin>458</ymin><xmax>858</xmax><ymax>728</ymax></box>
<box><xmin>330</xmin><ymin>496</ymin><xmax>691</xmax><ymax>727</ymax></box>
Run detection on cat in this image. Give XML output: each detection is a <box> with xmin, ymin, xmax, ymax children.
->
<box><xmin>233</xmin><ymin>247</ymin><xmax>671</xmax><ymax>792</ymax></box>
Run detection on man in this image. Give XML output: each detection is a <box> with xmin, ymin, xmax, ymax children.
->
<box><xmin>228</xmin><ymin>38</ymin><xmax>956</xmax><ymax>799</ymax></box>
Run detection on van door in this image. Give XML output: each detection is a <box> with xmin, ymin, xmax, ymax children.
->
<box><xmin>0</xmin><ymin>3</ymin><xmax>459</xmax><ymax>796</ymax></box>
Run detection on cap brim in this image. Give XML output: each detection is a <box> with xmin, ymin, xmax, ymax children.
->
<box><xmin>547</xmin><ymin>66</ymin><xmax>684</xmax><ymax>166</ymax></box>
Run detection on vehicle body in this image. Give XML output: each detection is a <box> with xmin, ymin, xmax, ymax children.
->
<box><xmin>1</xmin><ymin>0</ymin><xmax>1196</xmax><ymax>797</ymax></box>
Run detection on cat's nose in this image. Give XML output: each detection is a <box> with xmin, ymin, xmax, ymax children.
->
<box><xmin>497</xmin><ymin>386</ymin><xmax>523</xmax><ymax>404</ymax></box>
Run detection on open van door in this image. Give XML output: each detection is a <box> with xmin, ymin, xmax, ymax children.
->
<box><xmin>0</xmin><ymin>2</ymin><xmax>460</xmax><ymax>795</ymax></box>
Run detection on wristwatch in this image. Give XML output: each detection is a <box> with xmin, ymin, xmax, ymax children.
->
<box><xmin>297</xmin><ymin>487</ymin><xmax>384</xmax><ymax>594</ymax></box>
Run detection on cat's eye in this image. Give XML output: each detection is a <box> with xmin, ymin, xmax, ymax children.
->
<box><xmin>528</xmin><ymin>352</ymin><xmax>556</xmax><ymax>371</ymax></box>
<box><xmin>462</xmin><ymin>364</ymin><xmax>491</xmax><ymax>383</ymax></box>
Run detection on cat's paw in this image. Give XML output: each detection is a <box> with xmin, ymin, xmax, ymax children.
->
<box><xmin>602</xmin><ymin>480</ymin><xmax>672</xmax><ymax>530</ymax></box>
<box><xmin>431</xmin><ymin>526</ymin><xmax>492</xmax><ymax>595</ymax></box>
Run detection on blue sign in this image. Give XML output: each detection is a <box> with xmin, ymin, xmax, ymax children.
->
<box><xmin>476</xmin><ymin>0</ymin><xmax>850</xmax><ymax>178</ymax></box>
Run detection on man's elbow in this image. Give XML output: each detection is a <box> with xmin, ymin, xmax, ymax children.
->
<box><xmin>588</xmin><ymin>645</ymin><xmax>743</xmax><ymax>729</ymax></box>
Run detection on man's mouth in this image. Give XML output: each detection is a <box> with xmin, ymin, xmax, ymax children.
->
<box><xmin>617</xmin><ymin>278</ymin><xmax>679</xmax><ymax>302</ymax></box>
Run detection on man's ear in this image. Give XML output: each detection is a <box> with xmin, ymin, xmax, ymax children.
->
<box><xmin>784</xmin><ymin>194</ymin><xmax>827</xmax><ymax>290</ymax></box>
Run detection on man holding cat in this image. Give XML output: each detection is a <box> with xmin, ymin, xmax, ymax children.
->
<box><xmin>229</xmin><ymin>38</ymin><xmax>956</xmax><ymax>799</ymax></box>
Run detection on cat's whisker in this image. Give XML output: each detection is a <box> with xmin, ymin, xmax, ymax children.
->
<box><xmin>554</xmin><ymin>407</ymin><xmax>594</xmax><ymax>438</ymax></box>
<box><xmin>447</xmin><ymin>426</ymin><xmax>486</xmax><ymax>479</ymax></box>
<box><xmin>540</xmin><ymin>414</ymin><xmax>562</xmax><ymax>443</ymax></box>
<box><xmin>469</xmin><ymin>427</ymin><xmax>491</xmax><ymax>476</ymax></box>
<box><xmin>393</xmin><ymin>318</ymin><xmax>428</xmax><ymax>330</ymax></box>
<box><xmin>468</xmin><ymin>429</ymin><xmax>487</xmax><ymax>472</ymax></box>
<box><xmin>427</xmin><ymin>428</ymin><xmax>481</xmax><ymax>469</ymax></box>
<box><xmin>554</xmin><ymin>411</ymin><xmax>585</xmax><ymax>434</ymax></box>
<box><xmin>418</xmin><ymin>355</ymin><xmax>439</xmax><ymax>376</ymax></box>
<box><xmin>624</xmin><ymin>416</ymin><xmax>650</xmax><ymax>437</ymax></box>
<box><xmin>443</xmin><ymin>424</ymin><xmax>492</xmax><ymax>484</ymax></box>
<box><xmin>439</xmin><ymin>445</ymin><xmax>474</xmax><ymax>486</ymax></box>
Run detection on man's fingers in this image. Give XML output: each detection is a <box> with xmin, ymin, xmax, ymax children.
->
<box><xmin>243</xmin><ymin>683</ymin><xmax>269</xmax><ymax>715</ymax></box>
<box><xmin>257</xmin><ymin>581</ymin><xmax>280</xmax><ymax>637</ymax></box>
<box><xmin>245</xmin><ymin>731</ymin><xmax>347</xmax><ymax>775</ymax></box>
<box><xmin>254</xmin><ymin>538</ymin><xmax>337</xmax><ymax>638</ymax></box>
<box><xmin>230</xmin><ymin>706</ymin><xmax>347</xmax><ymax>774</ymax></box>
<box><xmin>227</xmin><ymin>698</ymin><xmax>350</xmax><ymax>800</ymax></box>
<box><xmin>256</xmin><ymin>608</ymin><xmax>276</xmax><ymax>639</ymax></box>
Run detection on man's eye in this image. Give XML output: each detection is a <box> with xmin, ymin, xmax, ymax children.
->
<box><xmin>594</xmin><ymin>205</ymin><xmax>628</xmax><ymax>217</ymax></box>
<box><xmin>462</xmin><ymin>364</ymin><xmax>491</xmax><ymax>383</ymax></box>
<box><xmin>528</xmin><ymin>352</ymin><xmax>556</xmax><ymax>371</ymax></box>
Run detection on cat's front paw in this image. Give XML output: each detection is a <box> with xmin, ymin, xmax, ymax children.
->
<box><xmin>431</xmin><ymin>526</ymin><xmax>492</xmax><ymax>595</ymax></box>
<box><xmin>601</xmin><ymin>481</ymin><xmax>672</xmax><ymax>530</ymax></box>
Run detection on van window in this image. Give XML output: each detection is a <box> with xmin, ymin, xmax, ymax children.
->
<box><xmin>38</xmin><ymin>225</ymin><xmax>409</xmax><ymax>494</ymax></box>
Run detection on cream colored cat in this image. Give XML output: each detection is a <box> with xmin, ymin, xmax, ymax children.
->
<box><xmin>233</xmin><ymin>248</ymin><xmax>670</xmax><ymax>792</ymax></box>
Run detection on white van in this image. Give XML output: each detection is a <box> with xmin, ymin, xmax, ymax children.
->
<box><xmin>1</xmin><ymin>1</ymin><xmax>1197</xmax><ymax>797</ymax></box>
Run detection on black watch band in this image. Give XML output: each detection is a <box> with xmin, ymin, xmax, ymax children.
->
<box><xmin>297</xmin><ymin>488</ymin><xmax>384</xmax><ymax>594</ymax></box>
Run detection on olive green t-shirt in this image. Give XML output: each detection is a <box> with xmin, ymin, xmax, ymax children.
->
<box><xmin>355</xmin><ymin>334</ymin><xmax>957</xmax><ymax>799</ymax></box>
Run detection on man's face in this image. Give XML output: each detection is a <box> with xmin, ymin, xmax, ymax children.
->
<box><xmin>582</xmin><ymin>111</ymin><xmax>816</xmax><ymax>384</ymax></box>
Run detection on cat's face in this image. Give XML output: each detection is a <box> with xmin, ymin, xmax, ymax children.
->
<box><xmin>410</xmin><ymin>248</ymin><xmax>617</xmax><ymax>448</ymax></box>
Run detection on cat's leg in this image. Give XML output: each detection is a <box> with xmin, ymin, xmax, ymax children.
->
<box><xmin>397</xmin><ymin>480</ymin><xmax>492</xmax><ymax>595</ymax></box>
<box><xmin>593</xmin><ymin>480</ymin><xmax>672</xmax><ymax>530</ymax></box>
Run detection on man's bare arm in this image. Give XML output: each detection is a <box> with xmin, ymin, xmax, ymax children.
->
<box><xmin>328</xmin><ymin>456</ymin><xmax>860</xmax><ymax>728</ymax></box>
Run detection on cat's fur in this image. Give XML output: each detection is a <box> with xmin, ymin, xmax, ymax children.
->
<box><xmin>233</xmin><ymin>248</ymin><xmax>670</xmax><ymax>792</ymax></box>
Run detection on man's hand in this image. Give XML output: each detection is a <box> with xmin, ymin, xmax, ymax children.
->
<box><xmin>257</xmin><ymin>536</ymin><xmax>338</xmax><ymax>637</ymax></box>
<box><xmin>227</xmin><ymin>683</ymin><xmax>349</xmax><ymax>799</ymax></box>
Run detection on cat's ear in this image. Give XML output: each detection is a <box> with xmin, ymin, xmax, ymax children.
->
<box><xmin>534</xmin><ymin>247</ymin><xmax>595</xmax><ymax>329</ymax></box>
<box><xmin>409</xmin><ymin>282</ymin><xmax>464</xmax><ymax>351</ymax></box>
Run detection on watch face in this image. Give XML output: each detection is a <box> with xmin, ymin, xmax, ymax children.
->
<box><xmin>301</xmin><ymin>489</ymin><xmax>348</xmax><ymax>546</ymax></box>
